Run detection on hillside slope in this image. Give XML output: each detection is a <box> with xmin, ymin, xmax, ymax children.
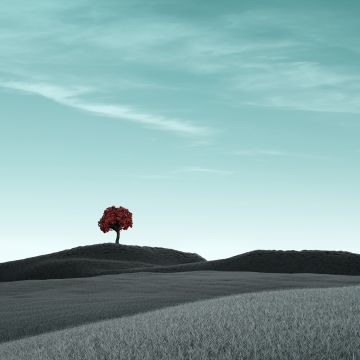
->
<box><xmin>142</xmin><ymin>250</ymin><xmax>360</xmax><ymax>276</ymax></box>
<box><xmin>2</xmin><ymin>248</ymin><xmax>360</xmax><ymax>282</ymax></box>
<box><xmin>0</xmin><ymin>243</ymin><xmax>205</xmax><ymax>282</ymax></box>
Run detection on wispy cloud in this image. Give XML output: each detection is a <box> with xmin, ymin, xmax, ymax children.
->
<box><xmin>233</xmin><ymin>149</ymin><xmax>328</xmax><ymax>160</ymax></box>
<box><xmin>134</xmin><ymin>174</ymin><xmax>173</xmax><ymax>180</ymax></box>
<box><xmin>232</xmin><ymin>59</ymin><xmax>360</xmax><ymax>115</ymax></box>
<box><xmin>249</xmin><ymin>92</ymin><xmax>360</xmax><ymax>115</ymax></box>
<box><xmin>0</xmin><ymin>80</ymin><xmax>209</xmax><ymax>136</ymax></box>
<box><xmin>171</xmin><ymin>166</ymin><xmax>234</xmax><ymax>175</ymax></box>
<box><xmin>130</xmin><ymin>166</ymin><xmax>235</xmax><ymax>180</ymax></box>
<box><xmin>219</xmin><ymin>10</ymin><xmax>360</xmax><ymax>114</ymax></box>
<box><xmin>234</xmin><ymin>150</ymin><xmax>288</xmax><ymax>157</ymax></box>
<box><xmin>2</xmin><ymin>1</ymin><xmax>360</xmax><ymax>121</ymax></box>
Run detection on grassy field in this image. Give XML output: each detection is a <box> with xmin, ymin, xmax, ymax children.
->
<box><xmin>2</xmin><ymin>271</ymin><xmax>360</xmax><ymax>343</ymax></box>
<box><xmin>1</xmin><ymin>285</ymin><xmax>360</xmax><ymax>360</ymax></box>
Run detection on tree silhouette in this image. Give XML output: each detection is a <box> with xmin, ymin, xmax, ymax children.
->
<box><xmin>98</xmin><ymin>206</ymin><xmax>133</xmax><ymax>244</ymax></box>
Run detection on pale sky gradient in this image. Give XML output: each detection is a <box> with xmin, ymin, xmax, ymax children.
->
<box><xmin>1</xmin><ymin>0</ymin><xmax>359</xmax><ymax>262</ymax></box>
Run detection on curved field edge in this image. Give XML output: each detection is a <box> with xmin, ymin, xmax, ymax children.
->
<box><xmin>3</xmin><ymin>271</ymin><xmax>360</xmax><ymax>343</ymax></box>
<box><xmin>1</xmin><ymin>286</ymin><xmax>360</xmax><ymax>360</ymax></box>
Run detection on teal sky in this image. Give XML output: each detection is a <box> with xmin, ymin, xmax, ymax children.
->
<box><xmin>1</xmin><ymin>0</ymin><xmax>360</xmax><ymax>262</ymax></box>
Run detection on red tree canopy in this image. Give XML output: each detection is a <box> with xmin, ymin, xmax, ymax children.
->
<box><xmin>98</xmin><ymin>206</ymin><xmax>133</xmax><ymax>233</ymax></box>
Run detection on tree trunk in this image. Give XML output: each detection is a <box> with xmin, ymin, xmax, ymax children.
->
<box><xmin>115</xmin><ymin>230</ymin><xmax>120</xmax><ymax>244</ymax></box>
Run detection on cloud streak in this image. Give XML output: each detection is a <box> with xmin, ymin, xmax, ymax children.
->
<box><xmin>0</xmin><ymin>80</ymin><xmax>209</xmax><ymax>136</ymax></box>
<box><xmin>2</xmin><ymin>2</ymin><xmax>360</xmax><ymax>123</ymax></box>
<box><xmin>232</xmin><ymin>58</ymin><xmax>360</xmax><ymax>115</ymax></box>
<box><xmin>171</xmin><ymin>166</ymin><xmax>234</xmax><ymax>175</ymax></box>
<box><xmin>233</xmin><ymin>149</ymin><xmax>329</xmax><ymax>160</ymax></box>
<box><xmin>129</xmin><ymin>166</ymin><xmax>235</xmax><ymax>180</ymax></box>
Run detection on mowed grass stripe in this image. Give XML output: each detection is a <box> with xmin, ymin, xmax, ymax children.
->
<box><xmin>2</xmin><ymin>271</ymin><xmax>360</xmax><ymax>343</ymax></box>
<box><xmin>1</xmin><ymin>285</ymin><xmax>360</xmax><ymax>360</ymax></box>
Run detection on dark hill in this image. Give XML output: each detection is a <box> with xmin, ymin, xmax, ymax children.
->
<box><xmin>2</xmin><ymin>248</ymin><xmax>360</xmax><ymax>282</ymax></box>
<box><xmin>141</xmin><ymin>250</ymin><xmax>360</xmax><ymax>276</ymax></box>
<box><xmin>0</xmin><ymin>243</ymin><xmax>205</xmax><ymax>282</ymax></box>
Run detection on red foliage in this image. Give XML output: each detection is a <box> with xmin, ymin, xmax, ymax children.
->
<box><xmin>98</xmin><ymin>206</ymin><xmax>133</xmax><ymax>234</ymax></box>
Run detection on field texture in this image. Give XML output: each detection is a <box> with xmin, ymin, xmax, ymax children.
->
<box><xmin>1</xmin><ymin>285</ymin><xmax>360</xmax><ymax>360</ymax></box>
<box><xmin>1</xmin><ymin>271</ymin><xmax>360</xmax><ymax>343</ymax></box>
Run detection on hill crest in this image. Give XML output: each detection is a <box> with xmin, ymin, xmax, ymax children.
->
<box><xmin>144</xmin><ymin>249</ymin><xmax>360</xmax><ymax>276</ymax></box>
<box><xmin>2</xmin><ymin>247</ymin><xmax>360</xmax><ymax>282</ymax></box>
<box><xmin>0</xmin><ymin>243</ymin><xmax>205</xmax><ymax>282</ymax></box>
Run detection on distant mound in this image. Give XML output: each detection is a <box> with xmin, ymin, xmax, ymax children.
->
<box><xmin>0</xmin><ymin>243</ymin><xmax>205</xmax><ymax>282</ymax></box>
<box><xmin>2</xmin><ymin>248</ymin><xmax>360</xmax><ymax>282</ymax></box>
<box><xmin>144</xmin><ymin>250</ymin><xmax>360</xmax><ymax>276</ymax></box>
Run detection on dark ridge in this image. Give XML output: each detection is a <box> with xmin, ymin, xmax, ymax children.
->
<box><xmin>2</xmin><ymin>248</ymin><xmax>360</xmax><ymax>282</ymax></box>
<box><xmin>136</xmin><ymin>250</ymin><xmax>360</xmax><ymax>276</ymax></box>
<box><xmin>0</xmin><ymin>243</ymin><xmax>205</xmax><ymax>282</ymax></box>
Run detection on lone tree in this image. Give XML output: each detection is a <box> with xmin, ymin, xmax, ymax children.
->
<box><xmin>98</xmin><ymin>206</ymin><xmax>133</xmax><ymax>244</ymax></box>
